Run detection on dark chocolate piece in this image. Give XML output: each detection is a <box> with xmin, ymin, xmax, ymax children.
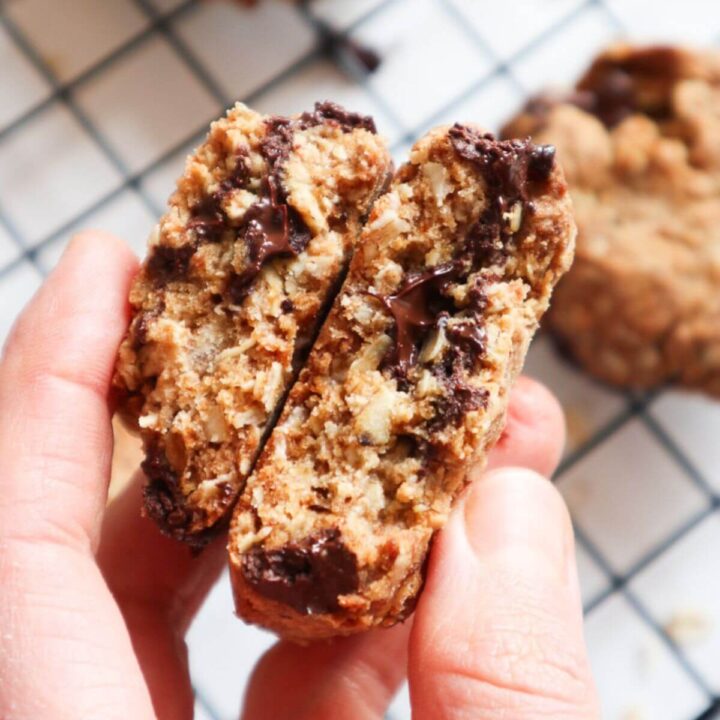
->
<box><xmin>527</xmin><ymin>144</ymin><xmax>558</xmax><ymax>183</ymax></box>
<box><xmin>260</xmin><ymin>117</ymin><xmax>296</xmax><ymax>171</ymax></box>
<box><xmin>142</xmin><ymin>438</ymin><xmax>211</xmax><ymax>549</ymax></box>
<box><xmin>301</xmin><ymin>100</ymin><xmax>377</xmax><ymax>134</ymax></box>
<box><xmin>519</xmin><ymin>46</ymin><xmax>684</xmax><ymax>131</ymax></box>
<box><xmin>188</xmin><ymin>149</ymin><xmax>251</xmax><ymax>243</ymax></box>
<box><xmin>241</xmin><ymin>529</ymin><xmax>359</xmax><ymax>614</ymax></box>
<box><xmin>577</xmin><ymin>45</ymin><xmax>683</xmax><ymax>127</ymax></box>
<box><xmin>429</xmin><ymin>374</ymin><xmax>489</xmax><ymax>431</ymax></box>
<box><xmin>146</xmin><ymin>243</ymin><xmax>197</xmax><ymax>286</ymax></box>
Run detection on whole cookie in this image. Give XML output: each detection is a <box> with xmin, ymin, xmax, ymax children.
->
<box><xmin>228</xmin><ymin>124</ymin><xmax>575</xmax><ymax>640</ymax></box>
<box><xmin>503</xmin><ymin>45</ymin><xmax>720</xmax><ymax>395</ymax></box>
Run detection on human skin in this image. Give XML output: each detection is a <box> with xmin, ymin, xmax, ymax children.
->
<box><xmin>0</xmin><ymin>233</ymin><xmax>600</xmax><ymax>719</ymax></box>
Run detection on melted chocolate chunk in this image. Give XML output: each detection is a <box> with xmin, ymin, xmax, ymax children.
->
<box><xmin>188</xmin><ymin>195</ymin><xmax>226</xmax><ymax>242</ymax></box>
<box><xmin>242</xmin><ymin>529</ymin><xmax>359</xmax><ymax>615</ymax></box>
<box><xmin>227</xmin><ymin>181</ymin><xmax>311</xmax><ymax>304</ymax></box>
<box><xmin>369</xmin><ymin>263</ymin><xmax>459</xmax><ymax>374</ymax></box>
<box><xmin>147</xmin><ymin>243</ymin><xmax>197</xmax><ymax>285</ymax></box>
<box><xmin>368</xmin><ymin>264</ymin><xmax>491</xmax><ymax>377</ymax></box>
<box><xmin>450</xmin><ymin>124</ymin><xmax>555</xmax><ymax>195</ymax></box>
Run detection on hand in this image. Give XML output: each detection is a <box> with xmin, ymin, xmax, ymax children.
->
<box><xmin>0</xmin><ymin>233</ymin><xmax>600</xmax><ymax>720</ymax></box>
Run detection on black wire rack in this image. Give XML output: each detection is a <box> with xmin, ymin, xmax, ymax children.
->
<box><xmin>1</xmin><ymin>1</ymin><xmax>720</xmax><ymax>717</ymax></box>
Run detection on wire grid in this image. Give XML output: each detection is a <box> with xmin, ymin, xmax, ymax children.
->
<box><xmin>1</xmin><ymin>0</ymin><xmax>719</xmax><ymax>718</ymax></box>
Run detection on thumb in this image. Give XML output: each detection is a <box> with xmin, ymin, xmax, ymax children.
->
<box><xmin>408</xmin><ymin>468</ymin><xmax>600</xmax><ymax>720</ymax></box>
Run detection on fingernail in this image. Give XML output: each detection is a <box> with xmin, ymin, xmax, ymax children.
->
<box><xmin>462</xmin><ymin>467</ymin><xmax>574</xmax><ymax>584</ymax></box>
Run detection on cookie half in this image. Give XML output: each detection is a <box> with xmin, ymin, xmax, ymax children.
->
<box><xmin>228</xmin><ymin>124</ymin><xmax>575</xmax><ymax>640</ymax></box>
<box><xmin>503</xmin><ymin>45</ymin><xmax>720</xmax><ymax>394</ymax></box>
<box><xmin>114</xmin><ymin>102</ymin><xmax>392</xmax><ymax>546</ymax></box>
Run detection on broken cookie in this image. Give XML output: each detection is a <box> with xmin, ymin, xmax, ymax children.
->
<box><xmin>228</xmin><ymin>124</ymin><xmax>575</xmax><ymax>640</ymax></box>
<box><xmin>114</xmin><ymin>101</ymin><xmax>392</xmax><ymax>546</ymax></box>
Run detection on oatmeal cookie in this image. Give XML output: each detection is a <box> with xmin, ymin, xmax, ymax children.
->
<box><xmin>228</xmin><ymin>124</ymin><xmax>575</xmax><ymax>640</ymax></box>
<box><xmin>114</xmin><ymin>101</ymin><xmax>392</xmax><ymax>546</ymax></box>
<box><xmin>503</xmin><ymin>45</ymin><xmax>720</xmax><ymax>394</ymax></box>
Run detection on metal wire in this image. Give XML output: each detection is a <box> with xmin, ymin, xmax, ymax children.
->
<box><xmin>1</xmin><ymin>0</ymin><xmax>718</xmax><ymax>717</ymax></box>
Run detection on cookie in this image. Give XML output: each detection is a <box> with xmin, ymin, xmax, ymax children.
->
<box><xmin>114</xmin><ymin>101</ymin><xmax>392</xmax><ymax>546</ymax></box>
<box><xmin>503</xmin><ymin>45</ymin><xmax>720</xmax><ymax>394</ymax></box>
<box><xmin>228</xmin><ymin>124</ymin><xmax>575</xmax><ymax>640</ymax></box>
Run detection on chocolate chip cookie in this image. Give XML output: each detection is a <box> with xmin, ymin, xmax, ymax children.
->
<box><xmin>228</xmin><ymin>124</ymin><xmax>575</xmax><ymax>640</ymax></box>
<box><xmin>503</xmin><ymin>45</ymin><xmax>720</xmax><ymax>394</ymax></box>
<box><xmin>114</xmin><ymin>102</ymin><xmax>392</xmax><ymax>546</ymax></box>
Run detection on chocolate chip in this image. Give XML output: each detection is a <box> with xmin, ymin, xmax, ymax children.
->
<box><xmin>429</xmin><ymin>375</ymin><xmax>488</xmax><ymax>431</ymax></box>
<box><xmin>527</xmin><ymin>144</ymin><xmax>556</xmax><ymax>183</ymax></box>
<box><xmin>188</xmin><ymin>149</ymin><xmax>251</xmax><ymax>243</ymax></box>
<box><xmin>280</xmin><ymin>298</ymin><xmax>294</xmax><ymax>313</ymax></box>
<box><xmin>188</xmin><ymin>196</ymin><xmax>226</xmax><ymax>242</ymax></box>
<box><xmin>241</xmin><ymin>529</ymin><xmax>359</xmax><ymax>614</ymax></box>
<box><xmin>260</xmin><ymin>116</ymin><xmax>296</xmax><ymax>171</ymax></box>
<box><xmin>146</xmin><ymin>243</ymin><xmax>197</xmax><ymax>286</ymax></box>
<box><xmin>536</xmin><ymin>46</ymin><xmax>682</xmax><ymax>129</ymax></box>
<box><xmin>302</xmin><ymin>100</ymin><xmax>377</xmax><ymax>134</ymax></box>
<box><xmin>446</xmin><ymin>320</ymin><xmax>486</xmax><ymax>358</ymax></box>
<box><xmin>141</xmin><ymin>439</ymin><xmax>217</xmax><ymax>549</ymax></box>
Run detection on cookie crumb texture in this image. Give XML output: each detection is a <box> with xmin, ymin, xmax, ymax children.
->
<box><xmin>504</xmin><ymin>45</ymin><xmax>720</xmax><ymax>394</ymax></box>
<box><xmin>114</xmin><ymin>102</ymin><xmax>391</xmax><ymax>546</ymax></box>
<box><xmin>229</xmin><ymin>125</ymin><xmax>575</xmax><ymax>640</ymax></box>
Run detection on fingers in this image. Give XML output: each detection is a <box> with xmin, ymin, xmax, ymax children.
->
<box><xmin>0</xmin><ymin>231</ymin><xmax>138</xmax><ymax>550</ymax></box>
<box><xmin>97</xmin><ymin>473</ymin><xmax>226</xmax><ymax>719</ymax></box>
<box><xmin>408</xmin><ymin>469</ymin><xmax>600</xmax><ymax>720</ymax></box>
<box><xmin>485</xmin><ymin>375</ymin><xmax>566</xmax><ymax>477</ymax></box>
<box><xmin>0</xmin><ymin>234</ymin><xmax>157</xmax><ymax>719</ymax></box>
<box><xmin>98</xmin><ymin>473</ymin><xmax>227</xmax><ymax>632</ymax></box>
<box><xmin>242</xmin><ymin>624</ymin><xmax>411</xmax><ymax>720</ymax></box>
